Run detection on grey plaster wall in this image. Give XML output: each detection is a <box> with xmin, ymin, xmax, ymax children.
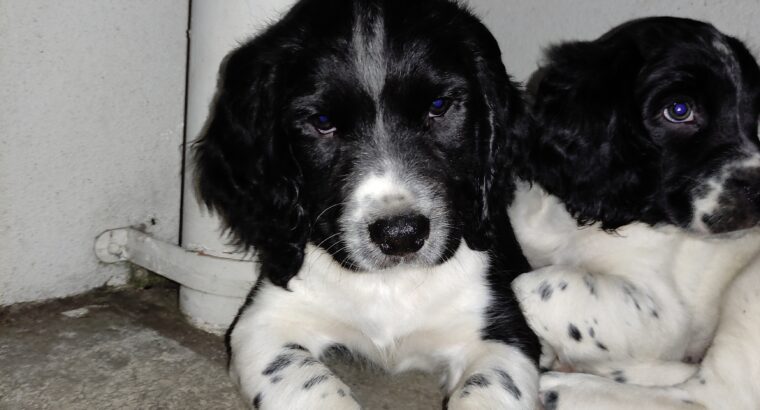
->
<box><xmin>469</xmin><ymin>0</ymin><xmax>760</xmax><ymax>82</ymax></box>
<box><xmin>0</xmin><ymin>1</ymin><xmax>188</xmax><ymax>304</ymax></box>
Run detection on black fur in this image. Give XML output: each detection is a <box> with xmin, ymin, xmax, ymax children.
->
<box><xmin>518</xmin><ymin>17</ymin><xmax>760</xmax><ymax>232</ymax></box>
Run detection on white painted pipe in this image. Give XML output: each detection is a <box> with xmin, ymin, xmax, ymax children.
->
<box><xmin>179</xmin><ymin>0</ymin><xmax>297</xmax><ymax>331</ymax></box>
<box><xmin>182</xmin><ymin>0</ymin><xmax>298</xmax><ymax>256</ymax></box>
<box><xmin>178</xmin><ymin>0</ymin><xmax>298</xmax><ymax>331</ymax></box>
<box><xmin>94</xmin><ymin>228</ymin><xmax>255</xmax><ymax>333</ymax></box>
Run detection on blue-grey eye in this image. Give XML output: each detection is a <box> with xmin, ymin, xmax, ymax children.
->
<box><xmin>663</xmin><ymin>101</ymin><xmax>694</xmax><ymax>123</ymax></box>
<box><xmin>429</xmin><ymin>98</ymin><xmax>450</xmax><ymax>117</ymax></box>
<box><xmin>312</xmin><ymin>114</ymin><xmax>336</xmax><ymax>135</ymax></box>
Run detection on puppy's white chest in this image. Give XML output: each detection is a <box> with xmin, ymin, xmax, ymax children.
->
<box><xmin>288</xmin><ymin>243</ymin><xmax>492</xmax><ymax>369</ymax></box>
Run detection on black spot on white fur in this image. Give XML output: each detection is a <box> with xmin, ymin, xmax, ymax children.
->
<box><xmin>583</xmin><ymin>274</ymin><xmax>596</xmax><ymax>297</ymax></box>
<box><xmin>495</xmin><ymin>369</ymin><xmax>522</xmax><ymax>400</ymax></box>
<box><xmin>303</xmin><ymin>374</ymin><xmax>330</xmax><ymax>390</ymax></box>
<box><xmin>284</xmin><ymin>343</ymin><xmax>308</xmax><ymax>351</ymax></box>
<box><xmin>543</xmin><ymin>390</ymin><xmax>559</xmax><ymax>410</ymax></box>
<box><xmin>539</xmin><ymin>281</ymin><xmax>554</xmax><ymax>301</ymax></box>
<box><xmin>568</xmin><ymin>323</ymin><xmax>582</xmax><ymax>341</ymax></box>
<box><xmin>622</xmin><ymin>283</ymin><xmax>643</xmax><ymax>311</ymax></box>
<box><xmin>460</xmin><ymin>373</ymin><xmax>491</xmax><ymax>397</ymax></box>
<box><xmin>253</xmin><ymin>392</ymin><xmax>262</xmax><ymax>409</ymax></box>
<box><xmin>323</xmin><ymin>344</ymin><xmax>351</xmax><ymax>357</ymax></box>
<box><xmin>262</xmin><ymin>353</ymin><xmax>294</xmax><ymax>376</ymax></box>
<box><xmin>299</xmin><ymin>357</ymin><xmax>319</xmax><ymax>367</ymax></box>
<box><xmin>596</xmin><ymin>341</ymin><xmax>609</xmax><ymax>351</ymax></box>
<box><xmin>611</xmin><ymin>370</ymin><xmax>627</xmax><ymax>384</ymax></box>
<box><xmin>463</xmin><ymin>373</ymin><xmax>491</xmax><ymax>388</ymax></box>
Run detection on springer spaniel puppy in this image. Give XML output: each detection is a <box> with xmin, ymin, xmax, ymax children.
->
<box><xmin>508</xmin><ymin>17</ymin><xmax>760</xmax><ymax>409</ymax></box>
<box><xmin>193</xmin><ymin>0</ymin><xmax>540</xmax><ymax>408</ymax></box>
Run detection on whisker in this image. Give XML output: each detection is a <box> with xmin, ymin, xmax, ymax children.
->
<box><xmin>308</xmin><ymin>201</ymin><xmax>349</xmax><ymax>236</ymax></box>
<box><xmin>315</xmin><ymin>232</ymin><xmax>342</xmax><ymax>250</ymax></box>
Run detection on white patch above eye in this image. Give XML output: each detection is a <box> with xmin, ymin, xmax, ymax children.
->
<box><xmin>352</xmin><ymin>7</ymin><xmax>385</xmax><ymax>99</ymax></box>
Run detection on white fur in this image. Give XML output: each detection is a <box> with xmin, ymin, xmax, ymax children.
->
<box><xmin>230</xmin><ymin>242</ymin><xmax>538</xmax><ymax>409</ymax></box>
<box><xmin>509</xmin><ymin>181</ymin><xmax>760</xmax><ymax>409</ymax></box>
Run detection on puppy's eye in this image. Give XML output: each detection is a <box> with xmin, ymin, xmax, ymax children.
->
<box><xmin>428</xmin><ymin>98</ymin><xmax>451</xmax><ymax>118</ymax></box>
<box><xmin>663</xmin><ymin>102</ymin><xmax>694</xmax><ymax>123</ymax></box>
<box><xmin>311</xmin><ymin>114</ymin><xmax>337</xmax><ymax>135</ymax></box>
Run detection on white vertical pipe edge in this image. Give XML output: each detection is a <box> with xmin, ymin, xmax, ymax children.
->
<box><xmin>182</xmin><ymin>0</ymin><xmax>297</xmax><ymax>254</ymax></box>
<box><xmin>179</xmin><ymin>0</ymin><xmax>297</xmax><ymax>331</ymax></box>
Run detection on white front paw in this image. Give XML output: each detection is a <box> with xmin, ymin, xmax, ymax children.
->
<box><xmin>538</xmin><ymin>372</ymin><xmax>701</xmax><ymax>410</ymax></box>
<box><xmin>538</xmin><ymin>372</ymin><xmax>609</xmax><ymax>410</ymax></box>
<box><xmin>247</xmin><ymin>375</ymin><xmax>361</xmax><ymax>410</ymax></box>
<box><xmin>447</xmin><ymin>370</ymin><xmax>534</xmax><ymax>410</ymax></box>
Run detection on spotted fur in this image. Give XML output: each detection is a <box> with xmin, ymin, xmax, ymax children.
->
<box><xmin>510</xmin><ymin>17</ymin><xmax>760</xmax><ymax>410</ymax></box>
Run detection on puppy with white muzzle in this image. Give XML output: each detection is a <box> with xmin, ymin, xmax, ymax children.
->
<box><xmin>193</xmin><ymin>0</ymin><xmax>540</xmax><ymax>408</ymax></box>
<box><xmin>508</xmin><ymin>17</ymin><xmax>760</xmax><ymax>409</ymax></box>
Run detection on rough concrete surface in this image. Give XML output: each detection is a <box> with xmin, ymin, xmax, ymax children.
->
<box><xmin>0</xmin><ymin>286</ymin><xmax>441</xmax><ymax>409</ymax></box>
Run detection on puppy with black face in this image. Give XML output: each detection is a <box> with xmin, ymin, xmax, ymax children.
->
<box><xmin>508</xmin><ymin>17</ymin><xmax>760</xmax><ymax>409</ymax></box>
<box><xmin>194</xmin><ymin>0</ymin><xmax>539</xmax><ymax>408</ymax></box>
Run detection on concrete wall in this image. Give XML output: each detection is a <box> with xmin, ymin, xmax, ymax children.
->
<box><xmin>0</xmin><ymin>1</ymin><xmax>188</xmax><ymax>305</ymax></box>
<box><xmin>469</xmin><ymin>0</ymin><xmax>760</xmax><ymax>83</ymax></box>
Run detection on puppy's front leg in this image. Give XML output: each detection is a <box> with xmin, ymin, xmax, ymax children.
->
<box><xmin>513</xmin><ymin>265</ymin><xmax>684</xmax><ymax>369</ymax></box>
<box><xmin>539</xmin><ymin>372</ymin><xmax>704</xmax><ymax>410</ymax></box>
<box><xmin>446</xmin><ymin>341</ymin><xmax>538</xmax><ymax>410</ymax></box>
<box><xmin>228</xmin><ymin>294</ymin><xmax>361</xmax><ymax>409</ymax></box>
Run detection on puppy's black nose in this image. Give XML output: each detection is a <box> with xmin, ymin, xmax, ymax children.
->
<box><xmin>368</xmin><ymin>214</ymin><xmax>430</xmax><ymax>256</ymax></box>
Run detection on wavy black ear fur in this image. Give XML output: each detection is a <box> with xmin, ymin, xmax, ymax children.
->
<box><xmin>193</xmin><ymin>31</ymin><xmax>308</xmax><ymax>288</ymax></box>
<box><xmin>519</xmin><ymin>30</ymin><xmax>662</xmax><ymax>229</ymax></box>
<box><xmin>460</xmin><ymin>22</ymin><xmax>531</xmax><ymax>271</ymax></box>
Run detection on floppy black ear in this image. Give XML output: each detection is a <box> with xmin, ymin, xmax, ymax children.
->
<box><xmin>523</xmin><ymin>36</ymin><xmax>659</xmax><ymax>229</ymax></box>
<box><xmin>193</xmin><ymin>38</ymin><xmax>308</xmax><ymax>288</ymax></box>
<box><xmin>460</xmin><ymin>29</ymin><xmax>531</xmax><ymax>258</ymax></box>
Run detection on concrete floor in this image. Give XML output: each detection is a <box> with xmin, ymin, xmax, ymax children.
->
<box><xmin>0</xmin><ymin>285</ymin><xmax>442</xmax><ymax>410</ymax></box>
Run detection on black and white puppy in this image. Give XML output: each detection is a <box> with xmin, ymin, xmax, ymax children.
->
<box><xmin>508</xmin><ymin>17</ymin><xmax>760</xmax><ymax>409</ymax></box>
<box><xmin>194</xmin><ymin>0</ymin><xmax>539</xmax><ymax>408</ymax></box>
